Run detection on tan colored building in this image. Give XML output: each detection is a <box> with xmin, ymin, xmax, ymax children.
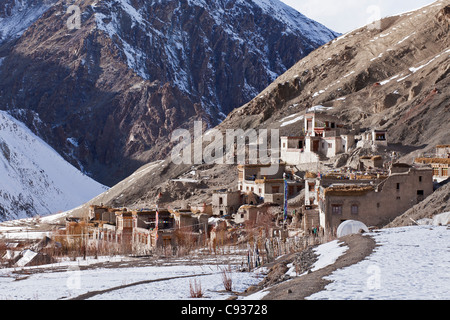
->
<box><xmin>359</xmin><ymin>155</ymin><xmax>384</xmax><ymax>170</ymax></box>
<box><xmin>212</xmin><ymin>190</ymin><xmax>242</xmax><ymax>216</ymax></box>
<box><xmin>233</xmin><ymin>203</ymin><xmax>279</xmax><ymax>226</ymax></box>
<box><xmin>436</xmin><ymin>145</ymin><xmax>450</xmax><ymax>158</ymax></box>
<box><xmin>415</xmin><ymin>145</ymin><xmax>450</xmax><ymax>182</ymax></box>
<box><xmin>280</xmin><ymin>112</ymin><xmax>358</xmax><ymax>165</ymax></box>
<box><xmin>237</xmin><ymin>163</ymin><xmax>303</xmax><ymax>205</ymax></box>
<box><xmin>132</xmin><ymin>209</ymin><xmax>175</xmax><ymax>254</ymax></box>
<box><xmin>88</xmin><ymin>205</ymin><xmax>117</xmax><ymax>224</ymax></box>
<box><xmin>317</xmin><ymin>164</ymin><xmax>433</xmax><ymax>233</ymax></box>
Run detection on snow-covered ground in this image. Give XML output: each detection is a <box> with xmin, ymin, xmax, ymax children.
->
<box><xmin>1</xmin><ymin>223</ymin><xmax>448</xmax><ymax>300</ymax></box>
<box><xmin>0</xmin><ymin>253</ymin><xmax>265</xmax><ymax>300</ymax></box>
<box><xmin>307</xmin><ymin>225</ymin><xmax>450</xmax><ymax>300</ymax></box>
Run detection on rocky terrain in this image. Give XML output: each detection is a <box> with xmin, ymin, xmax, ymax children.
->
<box><xmin>61</xmin><ymin>1</ymin><xmax>450</xmax><ymax>226</ymax></box>
<box><xmin>221</xmin><ymin>0</ymin><xmax>450</xmax><ymax>156</ymax></box>
<box><xmin>0</xmin><ymin>0</ymin><xmax>338</xmax><ymax>186</ymax></box>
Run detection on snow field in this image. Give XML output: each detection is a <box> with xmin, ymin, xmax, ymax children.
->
<box><xmin>0</xmin><ymin>254</ymin><xmax>265</xmax><ymax>300</ymax></box>
<box><xmin>307</xmin><ymin>226</ymin><xmax>450</xmax><ymax>300</ymax></box>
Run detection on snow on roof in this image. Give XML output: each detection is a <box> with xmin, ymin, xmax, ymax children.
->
<box><xmin>15</xmin><ymin>250</ymin><xmax>38</xmax><ymax>267</ymax></box>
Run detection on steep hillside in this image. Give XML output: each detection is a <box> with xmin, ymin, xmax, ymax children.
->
<box><xmin>63</xmin><ymin>1</ymin><xmax>450</xmax><ymax>220</ymax></box>
<box><xmin>0</xmin><ymin>0</ymin><xmax>56</xmax><ymax>46</ymax></box>
<box><xmin>385</xmin><ymin>182</ymin><xmax>450</xmax><ymax>228</ymax></box>
<box><xmin>0</xmin><ymin>0</ymin><xmax>338</xmax><ymax>186</ymax></box>
<box><xmin>222</xmin><ymin>0</ymin><xmax>450</xmax><ymax>155</ymax></box>
<box><xmin>0</xmin><ymin>111</ymin><xmax>107</xmax><ymax>221</ymax></box>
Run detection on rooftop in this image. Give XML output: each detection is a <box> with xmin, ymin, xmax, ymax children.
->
<box><xmin>323</xmin><ymin>185</ymin><xmax>375</xmax><ymax>196</ymax></box>
<box><xmin>415</xmin><ymin>158</ymin><xmax>450</xmax><ymax>164</ymax></box>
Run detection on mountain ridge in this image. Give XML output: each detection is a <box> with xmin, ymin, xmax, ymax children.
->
<box><xmin>0</xmin><ymin>0</ymin><xmax>338</xmax><ymax>186</ymax></box>
<box><xmin>60</xmin><ymin>0</ymin><xmax>450</xmax><ymax>221</ymax></box>
<box><xmin>0</xmin><ymin>110</ymin><xmax>107</xmax><ymax>221</ymax></box>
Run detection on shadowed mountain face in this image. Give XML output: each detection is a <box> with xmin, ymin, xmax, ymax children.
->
<box><xmin>0</xmin><ymin>0</ymin><xmax>338</xmax><ymax>186</ymax></box>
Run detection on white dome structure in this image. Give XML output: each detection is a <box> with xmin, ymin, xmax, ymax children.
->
<box><xmin>337</xmin><ymin>220</ymin><xmax>369</xmax><ymax>238</ymax></box>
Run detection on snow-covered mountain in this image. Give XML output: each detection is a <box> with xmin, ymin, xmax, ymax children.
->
<box><xmin>0</xmin><ymin>111</ymin><xmax>108</xmax><ymax>221</ymax></box>
<box><xmin>0</xmin><ymin>0</ymin><xmax>339</xmax><ymax>186</ymax></box>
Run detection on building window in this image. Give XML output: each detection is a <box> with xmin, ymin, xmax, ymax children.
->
<box><xmin>419</xmin><ymin>176</ymin><xmax>422</xmax><ymax>182</ymax></box>
<box><xmin>396</xmin><ymin>183</ymin><xmax>400</xmax><ymax>190</ymax></box>
<box><xmin>443</xmin><ymin>168</ymin><xmax>449</xmax><ymax>177</ymax></box>
<box><xmin>272</xmin><ymin>186</ymin><xmax>280</xmax><ymax>193</ymax></box>
<box><xmin>351</xmin><ymin>205</ymin><xmax>359</xmax><ymax>215</ymax></box>
<box><xmin>219</xmin><ymin>197</ymin><xmax>223</xmax><ymax>205</ymax></box>
<box><xmin>433</xmin><ymin>167</ymin><xmax>440</xmax><ymax>176</ymax></box>
<box><xmin>332</xmin><ymin>205</ymin><xmax>342</xmax><ymax>215</ymax></box>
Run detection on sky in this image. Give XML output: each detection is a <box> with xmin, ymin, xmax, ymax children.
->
<box><xmin>280</xmin><ymin>0</ymin><xmax>437</xmax><ymax>33</ymax></box>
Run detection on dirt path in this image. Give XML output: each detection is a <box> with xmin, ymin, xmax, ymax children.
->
<box><xmin>258</xmin><ymin>234</ymin><xmax>377</xmax><ymax>300</ymax></box>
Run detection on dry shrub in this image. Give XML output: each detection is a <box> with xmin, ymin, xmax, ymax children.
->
<box><xmin>189</xmin><ymin>278</ymin><xmax>204</xmax><ymax>298</ymax></box>
<box><xmin>174</xmin><ymin>227</ymin><xmax>197</xmax><ymax>256</ymax></box>
<box><xmin>221</xmin><ymin>266</ymin><xmax>233</xmax><ymax>292</ymax></box>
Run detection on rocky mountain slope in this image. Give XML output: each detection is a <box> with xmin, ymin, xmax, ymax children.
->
<box><xmin>222</xmin><ymin>0</ymin><xmax>450</xmax><ymax>153</ymax></box>
<box><xmin>64</xmin><ymin>0</ymin><xmax>450</xmax><ymax>221</ymax></box>
<box><xmin>0</xmin><ymin>110</ymin><xmax>107</xmax><ymax>221</ymax></box>
<box><xmin>0</xmin><ymin>0</ymin><xmax>338</xmax><ymax>186</ymax></box>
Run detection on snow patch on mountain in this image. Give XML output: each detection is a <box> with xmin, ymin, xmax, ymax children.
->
<box><xmin>93</xmin><ymin>0</ymin><xmax>338</xmax><ymax>112</ymax></box>
<box><xmin>0</xmin><ymin>0</ymin><xmax>56</xmax><ymax>45</ymax></box>
<box><xmin>0</xmin><ymin>111</ymin><xmax>108</xmax><ymax>221</ymax></box>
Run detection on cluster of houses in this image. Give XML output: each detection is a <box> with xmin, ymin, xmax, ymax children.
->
<box><xmin>414</xmin><ymin>145</ymin><xmax>450</xmax><ymax>182</ymax></box>
<box><xmin>63</xmin><ymin>110</ymin><xmax>444</xmax><ymax>254</ymax></box>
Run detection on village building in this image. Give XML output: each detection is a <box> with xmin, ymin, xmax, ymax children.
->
<box><xmin>131</xmin><ymin>209</ymin><xmax>175</xmax><ymax>254</ymax></box>
<box><xmin>312</xmin><ymin>163</ymin><xmax>433</xmax><ymax>233</ymax></box>
<box><xmin>233</xmin><ymin>203</ymin><xmax>279</xmax><ymax>226</ymax></box>
<box><xmin>280</xmin><ymin>112</ymin><xmax>357</xmax><ymax>165</ymax></box>
<box><xmin>88</xmin><ymin>204</ymin><xmax>117</xmax><ymax>225</ymax></box>
<box><xmin>359</xmin><ymin>155</ymin><xmax>384</xmax><ymax>170</ymax></box>
<box><xmin>212</xmin><ymin>190</ymin><xmax>242</xmax><ymax>217</ymax></box>
<box><xmin>189</xmin><ymin>203</ymin><xmax>212</xmax><ymax>215</ymax></box>
<box><xmin>358</xmin><ymin>129</ymin><xmax>388</xmax><ymax>148</ymax></box>
<box><xmin>414</xmin><ymin>145</ymin><xmax>450</xmax><ymax>182</ymax></box>
<box><xmin>66</xmin><ymin>206</ymin><xmax>180</xmax><ymax>255</ymax></box>
<box><xmin>436</xmin><ymin>145</ymin><xmax>450</xmax><ymax>158</ymax></box>
<box><xmin>171</xmin><ymin>209</ymin><xmax>209</xmax><ymax>234</ymax></box>
<box><xmin>237</xmin><ymin>163</ymin><xmax>303</xmax><ymax>205</ymax></box>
